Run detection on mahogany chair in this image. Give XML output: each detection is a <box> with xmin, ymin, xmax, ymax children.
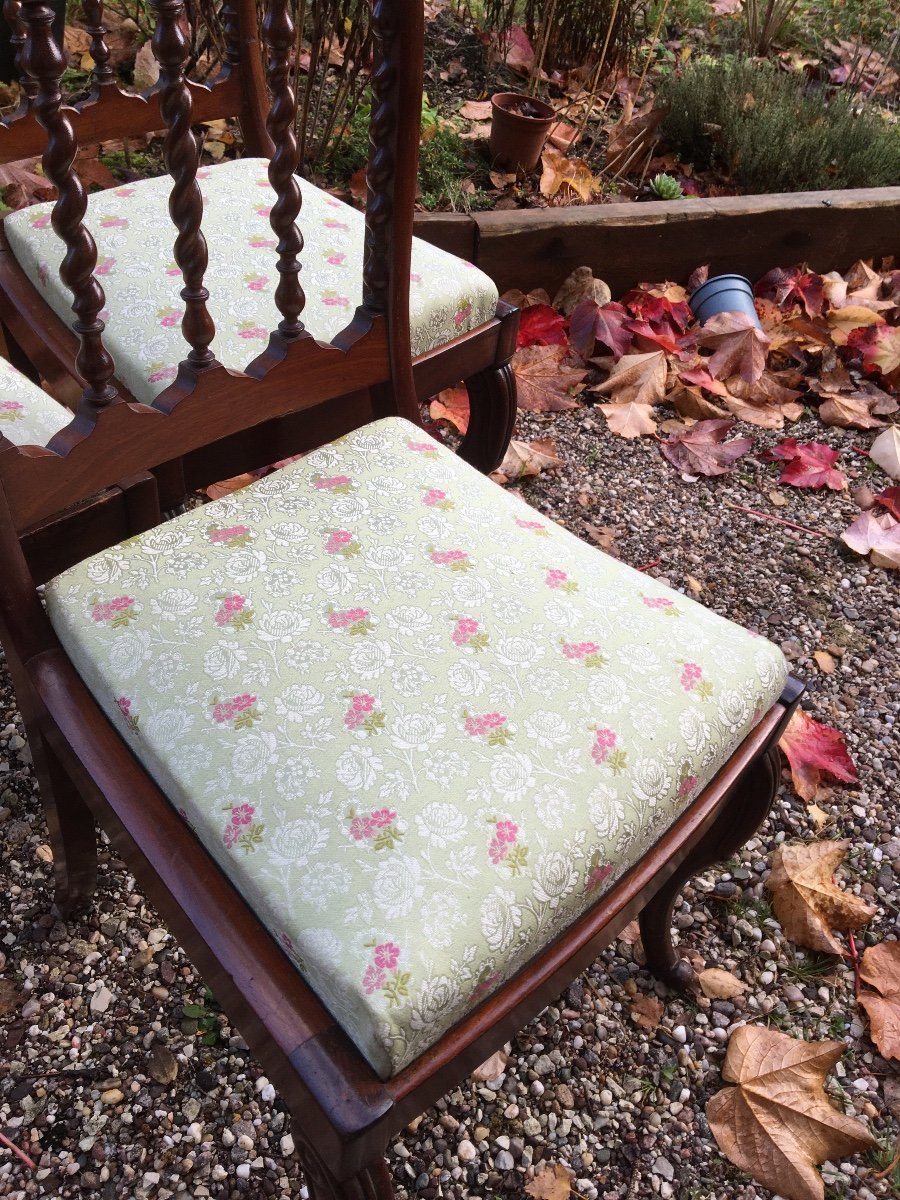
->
<box><xmin>0</xmin><ymin>0</ymin><xmax>518</xmax><ymax>483</ymax></box>
<box><xmin>0</xmin><ymin>2</ymin><xmax>804</xmax><ymax>1196</ymax></box>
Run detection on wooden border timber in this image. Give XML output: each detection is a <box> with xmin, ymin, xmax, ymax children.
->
<box><xmin>413</xmin><ymin>187</ymin><xmax>900</xmax><ymax>296</ymax></box>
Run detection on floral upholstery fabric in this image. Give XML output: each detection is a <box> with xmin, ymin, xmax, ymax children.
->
<box><xmin>43</xmin><ymin>418</ymin><xmax>787</xmax><ymax>1078</ymax></box>
<box><xmin>0</xmin><ymin>356</ymin><xmax>71</xmax><ymax>447</ymax></box>
<box><xmin>4</xmin><ymin>159</ymin><xmax>499</xmax><ymax>407</ymax></box>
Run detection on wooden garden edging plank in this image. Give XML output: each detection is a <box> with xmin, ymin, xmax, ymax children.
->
<box><xmin>413</xmin><ymin>189</ymin><xmax>900</xmax><ymax>297</ymax></box>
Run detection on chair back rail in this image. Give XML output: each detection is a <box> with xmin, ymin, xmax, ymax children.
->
<box><xmin>0</xmin><ymin>0</ymin><xmax>272</xmax><ymax>160</ymax></box>
<box><xmin>0</xmin><ymin>0</ymin><xmax>423</xmax><ymax>533</ymax></box>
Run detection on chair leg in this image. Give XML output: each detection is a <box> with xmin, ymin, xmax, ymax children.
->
<box><xmin>297</xmin><ymin>1142</ymin><xmax>394</xmax><ymax>1200</ymax></box>
<box><xmin>457</xmin><ymin>361</ymin><xmax>517</xmax><ymax>474</ymax></box>
<box><xmin>31</xmin><ymin>731</ymin><xmax>98</xmax><ymax>916</ymax></box>
<box><xmin>639</xmin><ymin>743</ymin><xmax>781</xmax><ymax>991</ymax></box>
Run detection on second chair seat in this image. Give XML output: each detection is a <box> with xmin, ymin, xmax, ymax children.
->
<box><xmin>43</xmin><ymin>417</ymin><xmax>787</xmax><ymax>1081</ymax></box>
<box><xmin>4</xmin><ymin>157</ymin><xmax>500</xmax><ymax>405</ymax></box>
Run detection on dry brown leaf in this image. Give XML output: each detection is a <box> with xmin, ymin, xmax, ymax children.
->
<box><xmin>552</xmin><ymin>266</ymin><xmax>611</xmax><ymax>316</ymax></box>
<box><xmin>870</xmin><ymin>427</ymin><xmax>900</xmax><ymax>480</ymax></box>
<box><xmin>148</xmin><ymin>1042</ymin><xmax>179</xmax><ymax>1085</ymax></box>
<box><xmin>491</xmin><ymin>438</ymin><xmax>562</xmax><ymax>484</ymax></box>
<box><xmin>768</xmin><ymin>489</ymin><xmax>789</xmax><ymax>507</ymax></box>
<box><xmin>813</xmin><ymin>650</ymin><xmax>835</xmax><ymax>674</ymax></box>
<box><xmin>598</xmin><ymin>400</ymin><xmax>657</xmax><ymax>438</ymax></box>
<box><xmin>594</xmin><ymin>350</ymin><xmax>667</xmax><ymax>406</ymax></box>
<box><xmin>133</xmin><ymin>38</ymin><xmax>160</xmax><ymax>90</ymax></box>
<box><xmin>525</xmin><ymin>1160</ymin><xmax>575</xmax><ymax>1200</ymax></box>
<box><xmin>617</xmin><ymin>919</ymin><xmax>641</xmax><ymax>944</ymax></box>
<box><xmin>696</xmin><ymin>312</ymin><xmax>770</xmax><ymax>385</ymax></box>
<box><xmin>539</xmin><ymin>146</ymin><xmax>599</xmax><ymax>203</ymax></box>
<box><xmin>582</xmin><ymin>523</ymin><xmax>620</xmax><ymax>556</ymax></box>
<box><xmin>512</xmin><ymin>345</ymin><xmax>587</xmax><ymax>412</ymax></box>
<box><xmin>826</xmin><ymin>305</ymin><xmax>885</xmax><ymax>342</ymax></box>
<box><xmin>471</xmin><ymin>1048</ymin><xmax>509</xmax><ymax>1081</ymax></box>
<box><xmin>707</xmin><ymin>1025</ymin><xmax>875</xmax><ymax>1200</ymax></box>
<box><xmin>500</xmin><ymin>287</ymin><xmax>551</xmax><ymax>309</ymax></box>
<box><xmin>605</xmin><ymin>104</ymin><xmax>667</xmax><ymax>174</ymax></box>
<box><xmin>630</xmin><ymin>992</ymin><xmax>663</xmax><ymax>1031</ymax></box>
<box><xmin>205</xmin><ymin>473</ymin><xmax>257</xmax><ymax>500</ymax></box>
<box><xmin>459</xmin><ymin>99</ymin><xmax>492</xmax><ymax>120</ymax></box>
<box><xmin>858</xmin><ymin>941</ymin><xmax>900</xmax><ymax>1061</ymax></box>
<box><xmin>807</xmin><ymin>803</ymin><xmax>831</xmax><ymax>831</ymax></box>
<box><xmin>0</xmin><ymin>978</ymin><xmax>22</xmax><ymax>1018</ymax></box>
<box><xmin>670</xmin><ymin>383</ymin><xmax>727</xmax><ymax>421</ymax></box>
<box><xmin>767</xmin><ymin>841</ymin><xmax>876</xmax><ymax>956</ymax></box>
<box><xmin>686</xmin><ymin>574</ymin><xmax>703</xmax><ymax>595</ymax></box>
<box><xmin>698</xmin><ymin>968</ymin><xmax>746</xmax><ymax>999</ymax></box>
<box><xmin>429</xmin><ymin>385</ymin><xmax>470</xmax><ymax>434</ymax></box>
<box><xmin>818</xmin><ymin>393</ymin><xmax>885</xmax><ymax>430</ymax></box>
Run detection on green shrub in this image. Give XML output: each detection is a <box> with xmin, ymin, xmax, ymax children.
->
<box><xmin>659</xmin><ymin>57</ymin><xmax>900</xmax><ymax>193</ymax></box>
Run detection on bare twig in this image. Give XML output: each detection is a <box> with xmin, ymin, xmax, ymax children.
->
<box><xmin>723</xmin><ymin>502</ymin><xmax>835</xmax><ymax>539</ymax></box>
<box><xmin>0</xmin><ymin>1130</ymin><xmax>36</xmax><ymax>1171</ymax></box>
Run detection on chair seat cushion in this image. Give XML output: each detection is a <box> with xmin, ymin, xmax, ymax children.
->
<box><xmin>4</xmin><ymin>158</ymin><xmax>499</xmax><ymax>406</ymax></box>
<box><xmin>44</xmin><ymin>418</ymin><xmax>787</xmax><ymax>1078</ymax></box>
<box><xmin>0</xmin><ymin>356</ymin><xmax>71</xmax><ymax>447</ymax></box>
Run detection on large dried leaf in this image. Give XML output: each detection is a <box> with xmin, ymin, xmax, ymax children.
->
<box><xmin>0</xmin><ymin>156</ymin><xmax>55</xmax><ymax>212</ymax></box>
<box><xmin>630</xmin><ymin>992</ymin><xmax>664</xmax><ymax>1030</ymax></box>
<box><xmin>429</xmin><ymin>386</ymin><xmax>470</xmax><ymax>435</ymax></box>
<box><xmin>594</xmin><ymin>351</ymin><xmax>667</xmax><ymax>406</ymax></box>
<box><xmin>491</xmin><ymin>438</ymin><xmax>562</xmax><ymax>484</ymax></box>
<box><xmin>598</xmin><ymin>400</ymin><xmax>657</xmax><ymax>438</ymax></box>
<box><xmin>698</xmin><ymin>968</ymin><xmax>747</xmax><ymax>999</ymax></box>
<box><xmin>525</xmin><ymin>1161</ymin><xmax>574</xmax><ymax>1200</ymax></box>
<box><xmin>826</xmin><ymin>304</ymin><xmax>885</xmax><ymax>341</ymax></box>
<box><xmin>605</xmin><ymin>104</ymin><xmax>667</xmax><ymax>174</ymax></box>
<box><xmin>459</xmin><ymin>99</ymin><xmax>492</xmax><ymax>120</ymax></box>
<box><xmin>848</xmin><ymin>324</ymin><xmax>900</xmax><ymax>380</ymax></box>
<box><xmin>569</xmin><ymin>300</ymin><xmax>632</xmax><ymax>360</ymax></box>
<box><xmin>660</xmin><ymin>418</ymin><xmax>753</xmax><ymax>477</ymax></box>
<box><xmin>767</xmin><ymin>840</ymin><xmax>875</xmax><ymax>955</ymax></box>
<box><xmin>471</xmin><ymin>1048</ymin><xmax>509</xmax><ymax>1081</ymax></box>
<box><xmin>512</xmin><ymin>345</ymin><xmax>586</xmax><ymax>412</ymax></box>
<box><xmin>869</xmin><ymin>427</ymin><xmax>900</xmax><ymax>480</ymax></box>
<box><xmin>696</xmin><ymin>311</ymin><xmax>770</xmax><ymax>385</ymax></box>
<box><xmin>707</xmin><ymin>1025</ymin><xmax>875</xmax><ymax>1200</ymax></box>
<box><xmin>0</xmin><ymin>978</ymin><xmax>22</xmax><ymax>1018</ymax></box>
<box><xmin>840</xmin><ymin>509</ymin><xmax>900</xmax><ymax>569</ymax></box>
<box><xmin>818</xmin><ymin>392</ymin><xmax>885</xmax><ymax>430</ymax></box>
<box><xmin>778</xmin><ymin>708</ymin><xmax>857</xmax><ymax>802</ymax></box>
<box><xmin>858</xmin><ymin>941</ymin><xmax>900</xmax><ymax>1061</ymax></box>
<box><xmin>552</xmin><ymin>266</ymin><xmax>611</xmax><ymax>316</ymax></box>
<box><xmin>669</xmin><ymin>384</ymin><xmax>727</xmax><ymax>421</ymax></box>
<box><xmin>539</xmin><ymin>146</ymin><xmax>599</xmax><ymax>203</ymax></box>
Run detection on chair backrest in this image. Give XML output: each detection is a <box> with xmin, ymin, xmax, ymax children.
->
<box><xmin>0</xmin><ymin>0</ymin><xmax>424</xmax><ymax>538</ymax></box>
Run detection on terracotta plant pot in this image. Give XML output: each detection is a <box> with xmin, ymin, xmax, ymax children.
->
<box><xmin>689</xmin><ymin>273</ymin><xmax>762</xmax><ymax>329</ymax></box>
<box><xmin>489</xmin><ymin>92</ymin><xmax>556</xmax><ymax>173</ymax></box>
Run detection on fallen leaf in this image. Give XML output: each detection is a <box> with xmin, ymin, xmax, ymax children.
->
<box><xmin>869</xmin><ymin>427</ymin><xmax>900</xmax><ymax>480</ymax></box>
<box><xmin>826</xmin><ymin>304</ymin><xmax>885</xmax><ymax>341</ymax></box>
<box><xmin>807</xmin><ymin>803</ymin><xmax>831</xmax><ymax>831</ymax></box>
<box><xmin>491</xmin><ymin>438</ymin><xmax>562</xmax><ymax>484</ymax></box>
<box><xmin>778</xmin><ymin>708</ymin><xmax>857</xmax><ymax>802</ymax></box>
<box><xmin>755</xmin><ymin>266</ymin><xmax>825</xmax><ymax>318</ymax></box>
<box><xmin>516</xmin><ymin>303</ymin><xmax>568</xmax><ymax>348</ymax></box>
<box><xmin>696</xmin><ymin>311</ymin><xmax>770</xmax><ymax>385</ymax></box>
<box><xmin>617</xmin><ymin>919</ymin><xmax>641</xmax><ymax>944</ymax></box>
<box><xmin>598</xmin><ymin>400</ymin><xmax>657</xmax><ymax>438</ymax></box>
<box><xmin>582</xmin><ymin>523</ymin><xmax>620</xmax><ymax>555</ymax></box>
<box><xmin>500</xmin><ymin>287</ymin><xmax>551</xmax><ymax>309</ymax></box>
<box><xmin>148</xmin><ymin>1042</ymin><xmax>179</xmax><ymax>1084</ymax></box>
<box><xmin>698</xmin><ymin>968</ymin><xmax>746</xmax><ymax>999</ymax></box>
<box><xmin>660</xmin><ymin>418</ymin><xmax>753</xmax><ymax>477</ymax></box>
<box><xmin>525</xmin><ymin>1160</ymin><xmax>575</xmax><ymax>1200</ymax></box>
<box><xmin>552</xmin><ymin>266</ymin><xmax>611</xmax><ymax>316</ymax></box>
<box><xmin>763</xmin><ymin>439</ymin><xmax>846</xmax><ymax>491</ymax></box>
<box><xmin>459</xmin><ymin>99</ymin><xmax>492</xmax><ymax>120</ymax></box>
<box><xmin>547</xmin><ymin>120</ymin><xmax>580</xmax><ymax>152</ymax></box>
<box><xmin>0</xmin><ymin>978</ymin><xmax>22</xmax><ymax>1018</ymax></box>
<box><xmin>133</xmin><ymin>38</ymin><xmax>160</xmax><ymax>90</ymax></box>
<box><xmin>502</xmin><ymin>24</ymin><xmax>535</xmax><ymax>75</ymax></box>
<box><xmin>707</xmin><ymin>1025</ymin><xmax>875</xmax><ymax>1200</ymax></box>
<box><xmin>512</xmin><ymin>345</ymin><xmax>587</xmax><ymax>412</ymax></box>
<box><xmin>429</xmin><ymin>386</ymin><xmax>470</xmax><ymax>435</ymax></box>
<box><xmin>813</xmin><ymin>650</ymin><xmax>835</xmax><ymax>674</ymax></box>
<box><xmin>875</xmin><ymin>486</ymin><xmax>900</xmax><ymax>520</ymax></box>
<box><xmin>205</xmin><ymin>472</ymin><xmax>257</xmax><ymax>500</ymax></box>
<box><xmin>840</xmin><ymin>509</ymin><xmax>900</xmax><ymax>569</ymax></box>
<box><xmin>622</xmin><ymin>281</ymin><xmax>692</xmax><ymax>334</ymax></box>
<box><xmin>768</xmin><ymin>840</ymin><xmax>875</xmax><ymax>955</ymax></box>
<box><xmin>539</xmin><ymin>146</ymin><xmax>599</xmax><ymax>203</ymax></box>
<box><xmin>670</xmin><ymin>383</ymin><xmax>728</xmax><ymax>421</ymax></box>
<box><xmin>630</xmin><ymin>992</ymin><xmax>663</xmax><ymax>1030</ymax></box>
<box><xmin>605</xmin><ymin>104</ymin><xmax>668</xmax><ymax>174</ymax></box>
<box><xmin>594</xmin><ymin>351</ymin><xmax>667</xmax><ymax>406</ymax></box>
<box><xmin>848</xmin><ymin>324</ymin><xmax>900</xmax><ymax>380</ymax></box>
<box><xmin>0</xmin><ymin>156</ymin><xmax>56</xmax><ymax>212</ymax></box>
<box><xmin>768</xmin><ymin>489</ymin><xmax>789</xmax><ymax>507</ymax></box>
<box><xmin>686</xmin><ymin>574</ymin><xmax>703</xmax><ymax>595</ymax></box>
<box><xmin>858</xmin><ymin>941</ymin><xmax>900</xmax><ymax>1061</ymax></box>
<box><xmin>471</xmin><ymin>1048</ymin><xmax>509</xmax><ymax>1082</ymax></box>
<box><xmin>569</xmin><ymin>299</ymin><xmax>632</xmax><ymax>360</ymax></box>
<box><xmin>818</xmin><ymin>393</ymin><xmax>885</xmax><ymax>430</ymax></box>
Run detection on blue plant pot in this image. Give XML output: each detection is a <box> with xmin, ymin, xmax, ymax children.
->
<box><xmin>689</xmin><ymin>274</ymin><xmax>761</xmax><ymax>328</ymax></box>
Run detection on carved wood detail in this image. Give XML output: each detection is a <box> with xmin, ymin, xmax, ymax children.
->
<box><xmin>151</xmin><ymin>0</ymin><xmax>217</xmax><ymax>373</ymax></box>
<box><xmin>82</xmin><ymin>0</ymin><xmax>115</xmax><ymax>90</ymax></box>
<box><xmin>4</xmin><ymin>0</ymin><xmax>37</xmax><ymax>99</ymax></box>
<box><xmin>261</xmin><ymin>0</ymin><xmax>304</xmax><ymax>338</ymax></box>
<box><xmin>361</xmin><ymin>0</ymin><xmax>397</xmax><ymax>314</ymax></box>
<box><xmin>22</xmin><ymin>0</ymin><xmax>118</xmax><ymax>413</ymax></box>
<box><xmin>221</xmin><ymin>0</ymin><xmax>240</xmax><ymax>70</ymax></box>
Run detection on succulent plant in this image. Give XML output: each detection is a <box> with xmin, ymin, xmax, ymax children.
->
<box><xmin>649</xmin><ymin>173</ymin><xmax>685</xmax><ymax>200</ymax></box>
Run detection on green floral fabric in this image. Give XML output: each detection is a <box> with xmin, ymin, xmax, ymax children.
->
<box><xmin>0</xmin><ymin>356</ymin><xmax>71</xmax><ymax>447</ymax></box>
<box><xmin>4</xmin><ymin>159</ymin><xmax>499</xmax><ymax>407</ymax></box>
<box><xmin>43</xmin><ymin>417</ymin><xmax>787</xmax><ymax>1078</ymax></box>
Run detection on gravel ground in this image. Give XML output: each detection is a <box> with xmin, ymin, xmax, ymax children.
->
<box><xmin>1</xmin><ymin>403</ymin><xmax>898</xmax><ymax>1200</ymax></box>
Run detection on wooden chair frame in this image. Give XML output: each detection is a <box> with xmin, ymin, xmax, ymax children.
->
<box><xmin>0</xmin><ymin>2</ymin><xmax>803</xmax><ymax>1195</ymax></box>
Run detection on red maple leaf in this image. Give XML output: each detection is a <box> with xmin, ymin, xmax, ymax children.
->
<box><xmin>569</xmin><ymin>299</ymin><xmax>633</xmax><ymax>360</ymax></box>
<box><xmin>516</xmin><ymin>303</ymin><xmax>568</xmax><ymax>349</ymax></box>
<box><xmin>620</xmin><ymin>281</ymin><xmax>692</xmax><ymax>334</ymax></box>
<box><xmin>875</xmin><ymin>486</ymin><xmax>900</xmax><ymax>521</ymax></box>
<box><xmin>762</xmin><ymin>438</ymin><xmax>846</xmax><ymax>490</ymax></box>
<box><xmin>778</xmin><ymin>708</ymin><xmax>857</xmax><ymax>802</ymax></box>
<box><xmin>846</xmin><ymin>323</ymin><xmax>900</xmax><ymax>380</ymax></box>
<box><xmin>660</xmin><ymin>418</ymin><xmax>753</xmax><ymax>476</ymax></box>
<box><xmin>624</xmin><ymin>319</ymin><xmax>690</xmax><ymax>356</ymax></box>
<box><xmin>754</xmin><ymin>266</ymin><xmax>825</xmax><ymax>318</ymax></box>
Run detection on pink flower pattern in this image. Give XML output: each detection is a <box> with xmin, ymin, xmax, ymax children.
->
<box><xmin>91</xmin><ymin>596</ymin><xmax>137</xmax><ymax>626</ymax></box>
<box><xmin>214</xmin><ymin>594</ymin><xmax>252</xmax><ymax>629</ymax></box>
<box><xmin>591</xmin><ymin>728</ymin><xmax>617</xmax><ymax>765</ymax></box>
<box><xmin>328</xmin><ymin>607</ymin><xmax>372</xmax><ymax>634</ymax></box>
<box><xmin>208</xmin><ymin>524</ymin><xmax>252</xmax><ymax>547</ymax></box>
<box><xmin>211</xmin><ymin>693</ymin><xmax>259</xmax><ymax>728</ymax></box>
